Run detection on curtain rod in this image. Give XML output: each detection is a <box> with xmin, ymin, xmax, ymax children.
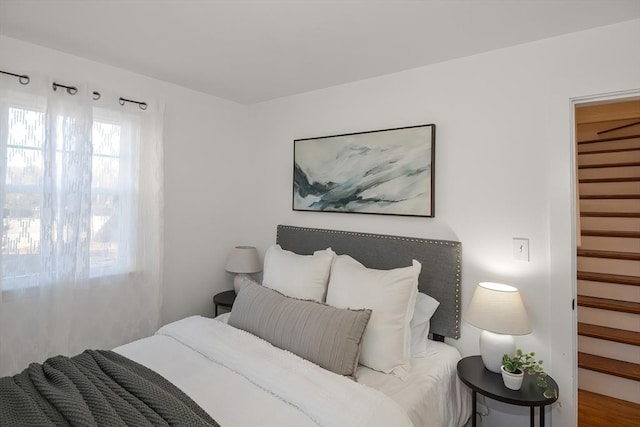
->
<box><xmin>119</xmin><ymin>97</ymin><xmax>148</xmax><ymax>110</ymax></box>
<box><xmin>1</xmin><ymin>68</ymin><xmax>147</xmax><ymax>110</ymax></box>
<box><xmin>52</xmin><ymin>81</ymin><xmax>101</xmax><ymax>100</ymax></box>
<box><xmin>0</xmin><ymin>69</ymin><xmax>30</xmax><ymax>85</ymax></box>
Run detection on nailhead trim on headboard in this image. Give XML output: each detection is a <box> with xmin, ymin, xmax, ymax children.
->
<box><xmin>276</xmin><ymin>225</ymin><xmax>462</xmax><ymax>340</ymax></box>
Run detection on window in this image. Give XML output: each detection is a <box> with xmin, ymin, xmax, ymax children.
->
<box><xmin>2</xmin><ymin>105</ymin><xmax>44</xmax><ymax>289</ymax></box>
<box><xmin>90</xmin><ymin>108</ymin><xmax>138</xmax><ymax>277</ymax></box>
<box><xmin>1</xmin><ymin>103</ymin><xmax>138</xmax><ymax>289</ymax></box>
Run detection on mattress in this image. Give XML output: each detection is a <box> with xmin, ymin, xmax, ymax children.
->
<box><xmin>115</xmin><ymin>315</ymin><xmax>470</xmax><ymax>427</ymax></box>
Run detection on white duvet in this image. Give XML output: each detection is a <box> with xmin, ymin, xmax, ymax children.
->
<box><xmin>116</xmin><ymin>315</ymin><xmax>413</xmax><ymax>427</ymax></box>
<box><xmin>357</xmin><ymin>342</ymin><xmax>471</xmax><ymax>427</ymax></box>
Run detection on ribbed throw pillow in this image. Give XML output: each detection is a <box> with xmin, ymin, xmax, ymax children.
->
<box><xmin>228</xmin><ymin>283</ymin><xmax>371</xmax><ymax>378</ymax></box>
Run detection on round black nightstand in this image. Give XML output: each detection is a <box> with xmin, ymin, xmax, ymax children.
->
<box><xmin>213</xmin><ymin>290</ymin><xmax>236</xmax><ymax>316</ymax></box>
<box><xmin>457</xmin><ymin>355</ymin><xmax>558</xmax><ymax>427</ymax></box>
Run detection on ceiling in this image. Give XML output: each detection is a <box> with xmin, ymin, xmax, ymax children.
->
<box><xmin>1</xmin><ymin>0</ymin><xmax>639</xmax><ymax>104</ymax></box>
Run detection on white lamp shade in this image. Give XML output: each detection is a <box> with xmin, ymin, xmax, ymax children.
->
<box><xmin>225</xmin><ymin>246</ymin><xmax>261</xmax><ymax>274</ymax></box>
<box><xmin>465</xmin><ymin>282</ymin><xmax>531</xmax><ymax>373</ymax></box>
<box><xmin>464</xmin><ymin>282</ymin><xmax>532</xmax><ymax>335</ymax></box>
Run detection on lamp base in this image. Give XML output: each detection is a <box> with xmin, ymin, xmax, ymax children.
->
<box><xmin>233</xmin><ymin>274</ymin><xmax>254</xmax><ymax>294</ymax></box>
<box><xmin>479</xmin><ymin>330</ymin><xmax>515</xmax><ymax>373</ymax></box>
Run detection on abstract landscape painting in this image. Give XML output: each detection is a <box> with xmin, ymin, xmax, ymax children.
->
<box><xmin>293</xmin><ymin>124</ymin><xmax>435</xmax><ymax>217</ymax></box>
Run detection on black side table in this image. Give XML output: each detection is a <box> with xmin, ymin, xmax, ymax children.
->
<box><xmin>213</xmin><ymin>290</ymin><xmax>236</xmax><ymax>316</ymax></box>
<box><xmin>457</xmin><ymin>355</ymin><xmax>558</xmax><ymax>427</ymax></box>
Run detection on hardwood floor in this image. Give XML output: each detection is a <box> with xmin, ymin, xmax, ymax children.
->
<box><xmin>578</xmin><ymin>389</ymin><xmax>640</xmax><ymax>426</ymax></box>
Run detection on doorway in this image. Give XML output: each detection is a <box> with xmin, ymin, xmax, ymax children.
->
<box><xmin>574</xmin><ymin>97</ymin><xmax>640</xmax><ymax>426</ymax></box>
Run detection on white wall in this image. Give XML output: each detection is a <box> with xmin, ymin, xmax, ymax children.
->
<box><xmin>0</xmin><ymin>36</ymin><xmax>251</xmax><ymax>325</ymax></box>
<box><xmin>246</xmin><ymin>20</ymin><xmax>640</xmax><ymax>427</ymax></box>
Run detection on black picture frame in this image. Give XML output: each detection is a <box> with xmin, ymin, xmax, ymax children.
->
<box><xmin>293</xmin><ymin>124</ymin><xmax>435</xmax><ymax>217</ymax></box>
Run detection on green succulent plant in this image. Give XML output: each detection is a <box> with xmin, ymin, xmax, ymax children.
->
<box><xmin>502</xmin><ymin>349</ymin><xmax>558</xmax><ymax>399</ymax></box>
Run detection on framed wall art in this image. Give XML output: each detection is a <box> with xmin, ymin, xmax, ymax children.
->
<box><xmin>293</xmin><ymin>124</ymin><xmax>435</xmax><ymax>217</ymax></box>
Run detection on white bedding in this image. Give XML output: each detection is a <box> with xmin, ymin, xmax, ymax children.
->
<box><xmin>115</xmin><ymin>315</ymin><xmax>470</xmax><ymax>427</ymax></box>
<box><xmin>116</xmin><ymin>315</ymin><xmax>412</xmax><ymax>427</ymax></box>
<box><xmin>357</xmin><ymin>342</ymin><xmax>471</xmax><ymax>427</ymax></box>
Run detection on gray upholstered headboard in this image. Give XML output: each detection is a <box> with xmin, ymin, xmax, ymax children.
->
<box><xmin>276</xmin><ymin>225</ymin><xmax>462</xmax><ymax>340</ymax></box>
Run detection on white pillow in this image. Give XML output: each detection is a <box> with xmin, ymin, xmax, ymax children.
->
<box><xmin>325</xmin><ymin>255</ymin><xmax>420</xmax><ymax>377</ymax></box>
<box><xmin>410</xmin><ymin>292</ymin><xmax>440</xmax><ymax>357</ymax></box>
<box><xmin>262</xmin><ymin>244</ymin><xmax>335</xmax><ymax>302</ymax></box>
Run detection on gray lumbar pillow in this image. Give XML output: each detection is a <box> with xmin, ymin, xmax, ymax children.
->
<box><xmin>228</xmin><ymin>282</ymin><xmax>371</xmax><ymax>378</ymax></box>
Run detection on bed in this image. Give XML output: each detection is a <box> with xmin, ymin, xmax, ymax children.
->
<box><xmin>0</xmin><ymin>225</ymin><xmax>471</xmax><ymax>427</ymax></box>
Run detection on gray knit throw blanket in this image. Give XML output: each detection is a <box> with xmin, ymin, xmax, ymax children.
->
<box><xmin>0</xmin><ymin>349</ymin><xmax>220</xmax><ymax>426</ymax></box>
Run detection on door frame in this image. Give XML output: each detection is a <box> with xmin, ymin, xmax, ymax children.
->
<box><xmin>568</xmin><ymin>88</ymin><xmax>640</xmax><ymax>425</ymax></box>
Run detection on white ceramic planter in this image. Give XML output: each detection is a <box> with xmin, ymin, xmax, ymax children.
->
<box><xmin>501</xmin><ymin>365</ymin><xmax>524</xmax><ymax>390</ymax></box>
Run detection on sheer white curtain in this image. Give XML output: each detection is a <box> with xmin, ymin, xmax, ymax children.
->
<box><xmin>0</xmin><ymin>76</ymin><xmax>164</xmax><ymax>376</ymax></box>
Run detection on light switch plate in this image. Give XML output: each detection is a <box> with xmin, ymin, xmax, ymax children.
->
<box><xmin>513</xmin><ymin>238</ymin><xmax>529</xmax><ymax>262</ymax></box>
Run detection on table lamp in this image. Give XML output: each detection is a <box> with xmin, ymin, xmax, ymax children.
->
<box><xmin>464</xmin><ymin>282</ymin><xmax>531</xmax><ymax>373</ymax></box>
<box><xmin>225</xmin><ymin>246</ymin><xmax>262</xmax><ymax>294</ymax></box>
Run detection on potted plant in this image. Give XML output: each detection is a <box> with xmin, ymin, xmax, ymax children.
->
<box><xmin>501</xmin><ymin>349</ymin><xmax>557</xmax><ymax>399</ymax></box>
